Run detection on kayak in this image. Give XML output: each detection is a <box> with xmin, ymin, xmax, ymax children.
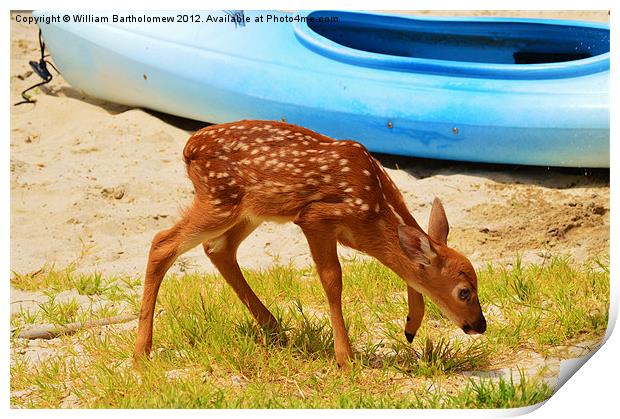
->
<box><xmin>34</xmin><ymin>10</ymin><xmax>610</xmax><ymax>167</ymax></box>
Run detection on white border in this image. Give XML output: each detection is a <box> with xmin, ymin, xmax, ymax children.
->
<box><xmin>3</xmin><ymin>0</ymin><xmax>616</xmax><ymax>417</ymax></box>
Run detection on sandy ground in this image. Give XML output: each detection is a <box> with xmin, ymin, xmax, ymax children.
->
<box><xmin>9</xmin><ymin>10</ymin><xmax>610</xmax><ymax>406</ymax></box>
<box><xmin>10</xmin><ymin>10</ymin><xmax>609</xmax><ymax>281</ymax></box>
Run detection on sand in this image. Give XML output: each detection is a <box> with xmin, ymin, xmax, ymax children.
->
<box><xmin>10</xmin><ymin>10</ymin><xmax>609</xmax><ymax>280</ymax></box>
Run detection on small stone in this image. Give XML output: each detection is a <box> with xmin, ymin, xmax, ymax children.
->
<box><xmin>24</xmin><ymin>348</ymin><xmax>55</xmax><ymax>364</ymax></box>
<box><xmin>165</xmin><ymin>368</ymin><xmax>191</xmax><ymax>380</ymax></box>
<box><xmin>537</xmin><ymin>250</ymin><xmax>552</xmax><ymax>258</ymax></box>
<box><xmin>11</xmin><ymin>386</ymin><xmax>37</xmax><ymax>398</ymax></box>
<box><xmin>118</xmin><ymin>359</ymin><xmax>133</xmax><ymax>370</ymax></box>
<box><xmin>590</xmin><ymin>205</ymin><xmax>605</xmax><ymax>215</ymax></box>
<box><xmin>60</xmin><ymin>393</ymin><xmax>80</xmax><ymax>408</ymax></box>
<box><xmin>16</xmin><ymin>70</ymin><xmax>33</xmax><ymax>80</ymax></box>
<box><xmin>27</xmin><ymin>339</ymin><xmax>44</xmax><ymax>347</ymax></box>
<box><xmin>174</xmin><ymin>349</ymin><xmax>189</xmax><ymax>358</ymax></box>
<box><xmin>101</xmin><ymin>186</ymin><xmax>125</xmax><ymax>200</ymax></box>
<box><xmin>230</xmin><ymin>375</ymin><xmax>246</xmax><ymax>387</ymax></box>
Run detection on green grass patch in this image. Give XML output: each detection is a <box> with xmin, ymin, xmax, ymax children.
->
<box><xmin>11</xmin><ymin>264</ymin><xmax>141</xmax><ymax>298</ymax></box>
<box><xmin>478</xmin><ymin>255</ymin><xmax>609</xmax><ymax>352</ymax></box>
<box><xmin>10</xmin><ymin>255</ymin><xmax>608</xmax><ymax>408</ymax></box>
<box><xmin>439</xmin><ymin>371</ymin><xmax>554</xmax><ymax>408</ymax></box>
<box><xmin>10</xmin><ymin>268</ymin><xmax>141</xmax><ymax>331</ymax></box>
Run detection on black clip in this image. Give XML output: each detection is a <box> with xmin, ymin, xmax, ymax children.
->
<box><xmin>29</xmin><ymin>59</ymin><xmax>52</xmax><ymax>82</ymax></box>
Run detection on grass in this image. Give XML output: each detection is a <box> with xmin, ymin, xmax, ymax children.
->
<box><xmin>11</xmin><ymin>266</ymin><xmax>142</xmax><ymax>331</ymax></box>
<box><xmin>11</xmin><ymin>263</ymin><xmax>141</xmax><ymax>297</ymax></box>
<box><xmin>445</xmin><ymin>371</ymin><xmax>554</xmax><ymax>409</ymax></box>
<box><xmin>10</xmin><ymin>255</ymin><xmax>608</xmax><ymax>408</ymax></box>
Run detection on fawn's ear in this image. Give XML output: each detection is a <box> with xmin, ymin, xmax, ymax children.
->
<box><xmin>428</xmin><ymin>198</ymin><xmax>449</xmax><ymax>245</ymax></box>
<box><xmin>398</xmin><ymin>225</ymin><xmax>436</xmax><ymax>266</ymax></box>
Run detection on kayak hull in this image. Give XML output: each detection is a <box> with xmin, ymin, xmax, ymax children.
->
<box><xmin>35</xmin><ymin>11</ymin><xmax>610</xmax><ymax>167</ymax></box>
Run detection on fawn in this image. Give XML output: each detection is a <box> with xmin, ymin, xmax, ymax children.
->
<box><xmin>133</xmin><ymin>120</ymin><xmax>486</xmax><ymax>369</ymax></box>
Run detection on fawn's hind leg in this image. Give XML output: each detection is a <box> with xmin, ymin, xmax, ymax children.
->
<box><xmin>204</xmin><ymin>220</ymin><xmax>281</xmax><ymax>333</ymax></box>
<box><xmin>134</xmin><ymin>204</ymin><xmax>234</xmax><ymax>363</ymax></box>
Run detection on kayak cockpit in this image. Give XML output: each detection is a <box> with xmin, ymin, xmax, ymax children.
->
<box><xmin>293</xmin><ymin>11</ymin><xmax>610</xmax><ymax>79</ymax></box>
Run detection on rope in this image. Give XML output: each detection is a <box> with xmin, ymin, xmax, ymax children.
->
<box><xmin>14</xmin><ymin>28</ymin><xmax>59</xmax><ymax>106</ymax></box>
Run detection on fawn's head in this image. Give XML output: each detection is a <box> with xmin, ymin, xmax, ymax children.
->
<box><xmin>397</xmin><ymin>198</ymin><xmax>486</xmax><ymax>335</ymax></box>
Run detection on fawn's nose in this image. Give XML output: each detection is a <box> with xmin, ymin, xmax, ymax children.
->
<box><xmin>462</xmin><ymin>316</ymin><xmax>486</xmax><ymax>335</ymax></box>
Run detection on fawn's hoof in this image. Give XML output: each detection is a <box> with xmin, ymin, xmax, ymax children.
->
<box><xmin>336</xmin><ymin>359</ymin><xmax>352</xmax><ymax>372</ymax></box>
<box><xmin>132</xmin><ymin>346</ymin><xmax>152</xmax><ymax>369</ymax></box>
<box><xmin>132</xmin><ymin>355</ymin><xmax>148</xmax><ymax>370</ymax></box>
<box><xmin>261</xmin><ymin>323</ymin><xmax>288</xmax><ymax>345</ymax></box>
<box><xmin>404</xmin><ymin>316</ymin><xmax>415</xmax><ymax>343</ymax></box>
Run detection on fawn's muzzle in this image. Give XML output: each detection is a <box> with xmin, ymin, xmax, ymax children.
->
<box><xmin>462</xmin><ymin>316</ymin><xmax>487</xmax><ymax>335</ymax></box>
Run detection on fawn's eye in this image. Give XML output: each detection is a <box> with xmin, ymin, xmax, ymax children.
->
<box><xmin>458</xmin><ymin>288</ymin><xmax>470</xmax><ymax>301</ymax></box>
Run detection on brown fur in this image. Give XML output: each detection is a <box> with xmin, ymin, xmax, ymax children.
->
<box><xmin>134</xmin><ymin>120</ymin><xmax>486</xmax><ymax>370</ymax></box>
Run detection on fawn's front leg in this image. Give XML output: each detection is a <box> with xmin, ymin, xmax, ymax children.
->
<box><xmin>304</xmin><ymin>232</ymin><xmax>353</xmax><ymax>369</ymax></box>
<box><xmin>295</xmin><ymin>206</ymin><xmax>354</xmax><ymax>370</ymax></box>
<box><xmin>404</xmin><ymin>286</ymin><xmax>425</xmax><ymax>342</ymax></box>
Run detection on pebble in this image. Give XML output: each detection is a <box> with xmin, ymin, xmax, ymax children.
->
<box><xmin>60</xmin><ymin>393</ymin><xmax>80</xmax><ymax>408</ymax></box>
<box><xmin>16</xmin><ymin>70</ymin><xmax>33</xmax><ymax>80</ymax></box>
<box><xmin>589</xmin><ymin>204</ymin><xmax>605</xmax><ymax>215</ymax></box>
<box><xmin>165</xmin><ymin>368</ymin><xmax>191</xmax><ymax>380</ymax></box>
<box><xmin>27</xmin><ymin>339</ymin><xmax>44</xmax><ymax>347</ymax></box>
<box><xmin>101</xmin><ymin>186</ymin><xmax>125</xmax><ymax>200</ymax></box>
<box><xmin>230</xmin><ymin>375</ymin><xmax>246</xmax><ymax>387</ymax></box>
<box><xmin>11</xmin><ymin>386</ymin><xmax>37</xmax><ymax>398</ymax></box>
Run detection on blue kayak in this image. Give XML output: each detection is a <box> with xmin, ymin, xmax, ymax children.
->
<box><xmin>34</xmin><ymin>10</ymin><xmax>610</xmax><ymax>167</ymax></box>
